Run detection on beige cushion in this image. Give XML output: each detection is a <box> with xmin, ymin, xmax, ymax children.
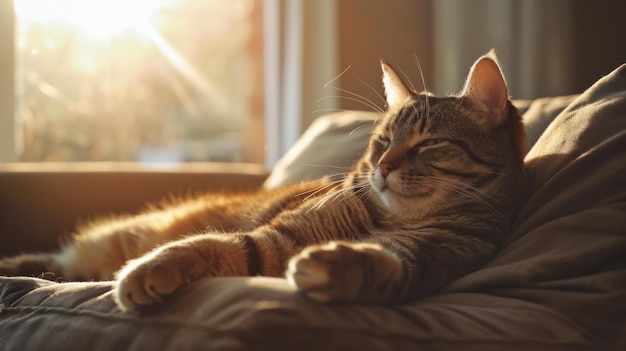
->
<box><xmin>263</xmin><ymin>111</ymin><xmax>378</xmax><ymax>189</ymax></box>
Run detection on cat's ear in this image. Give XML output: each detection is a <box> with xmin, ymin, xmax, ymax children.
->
<box><xmin>381</xmin><ymin>60</ymin><xmax>411</xmax><ymax>110</ymax></box>
<box><xmin>461</xmin><ymin>50</ymin><xmax>509</xmax><ymax>128</ymax></box>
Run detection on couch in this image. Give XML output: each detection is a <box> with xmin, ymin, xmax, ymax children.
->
<box><xmin>0</xmin><ymin>63</ymin><xmax>625</xmax><ymax>350</ymax></box>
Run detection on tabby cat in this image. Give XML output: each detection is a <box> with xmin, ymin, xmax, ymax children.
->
<box><xmin>0</xmin><ymin>51</ymin><xmax>525</xmax><ymax>311</ymax></box>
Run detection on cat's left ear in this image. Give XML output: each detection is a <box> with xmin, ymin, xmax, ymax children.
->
<box><xmin>381</xmin><ymin>60</ymin><xmax>411</xmax><ymax>110</ymax></box>
<box><xmin>461</xmin><ymin>50</ymin><xmax>509</xmax><ymax>128</ymax></box>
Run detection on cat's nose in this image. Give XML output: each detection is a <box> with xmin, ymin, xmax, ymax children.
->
<box><xmin>379</xmin><ymin>162</ymin><xmax>396</xmax><ymax>178</ymax></box>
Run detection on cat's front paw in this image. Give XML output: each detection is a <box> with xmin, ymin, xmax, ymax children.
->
<box><xmin>115</xmin><ymin>245</ymin><xmax>205</xmax><ymax>311</ymax></box>
<box><xmin>286</xmin><ymin>241</ymin><xmax>404</xmax><ymax>304</ymax></box>
<box><xmin>115</xmin><ymin>234</ymin><xmax>248</xmax><ymax>311</ymax></box>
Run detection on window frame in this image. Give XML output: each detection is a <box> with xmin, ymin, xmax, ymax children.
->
<box><xmin>0</xmin><ymin>1</ymin><xmax>15</xmax><ymax>162</ymax></box>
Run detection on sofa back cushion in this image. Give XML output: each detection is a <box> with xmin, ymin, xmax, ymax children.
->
<box><xmin>446</xmin><ymin>64</ymin><xmax>626</xmax><ymax>347</ymax></box>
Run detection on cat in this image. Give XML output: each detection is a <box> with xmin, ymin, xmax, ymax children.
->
<box><xmin>0</xmin><ymin>50</ymin><xmax>526</xmax><ymax>311</ymax></box>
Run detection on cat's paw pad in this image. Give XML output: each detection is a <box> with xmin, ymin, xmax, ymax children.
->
<box><xmin>286</xmin><ymin>241</ymin><xmax>402</xmax><ymax>303</ymax></box>
<box><xmin>115</xmin><ymin>249</ymin><xmax>191</xmax><ymax>311</ymax></box>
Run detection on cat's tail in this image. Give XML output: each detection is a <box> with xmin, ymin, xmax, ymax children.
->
<box><xmin>0</xmin><ymin>253</ymin><xmax>62</xmax><ymax>281</ymax></box>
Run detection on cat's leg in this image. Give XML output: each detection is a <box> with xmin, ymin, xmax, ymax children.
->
<box><xmin>0</xmin><ymin>182</ymin><xmax>328</xmax><ymax>281</ymax></box>
<box><xmin>286</xmin><ymin>232</ymin><xmax>495</xmax><ymax>304</ymax></box>
<box><xmin>0</xmin><ymin>232</ymin><xmax>157</xmax><ymax>281</ymax></box>
<box><xmin>286</xmin><ymin>241</ymin><xmax>405</xmax><ymax>303</ymax></box>
<box><xmin>115</xmin><ymin>233</ymin><xmax>254</xmax><ymax>311</ymax></box>
<box><xmin>0</xmin><ymin>252</ymin><xmax>61</xmax><ymax>280</ymax></box>
<box><xmin>0</xmin><ymin>214</ymin><xmax>185</xmax><ymax>281</ymax></box>
<box><xmin>115</xmin><ymin>217</ymin><xmax>331</xmax><ymax>311</ymax></box>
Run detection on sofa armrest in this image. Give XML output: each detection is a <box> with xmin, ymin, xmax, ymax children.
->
<box><xmin>0</xmin><ymin>162</ymin><xmax>268</xmax><ymax>257</ymax></box>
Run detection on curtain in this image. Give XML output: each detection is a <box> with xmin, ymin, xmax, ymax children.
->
<box><xmin>334</xmin><ymin>0</ymin><xmax>587</xmax><ymax>107</ymax></box>
<box><xmin>264</xmin><ymin>0</ymin><xmax>338</xmax><ymax>168</ymax></box>
<box><xmin>432</xmin><ymin>0</ymin><xmax>574</xmax><ymax>99</ymax></box>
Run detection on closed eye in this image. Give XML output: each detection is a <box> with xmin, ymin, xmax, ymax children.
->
<box><xmin>421</xmin><ymin>138</ymin><xmax>446</xmax><ymax>147</ymax></box>
<box><xmin>378</xmin><ymin>134</ymin><xmax>391</xmax><ymax>143</ymax></box>
<box><xmin>410</xmin><ymin>138</ymin><xmax>448</xmax><ymax>155</ymax></box>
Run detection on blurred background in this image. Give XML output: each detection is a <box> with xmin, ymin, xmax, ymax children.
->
<box><xmin>0</xmin><ymin>0</ymin><xmax>625</xmax><ymax>168</ymax></box>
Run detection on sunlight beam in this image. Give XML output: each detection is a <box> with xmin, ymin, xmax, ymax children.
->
<box><xmin>16</xmin><ymin>0</ymin><xmax>229</xmax><ymax>113</ymax></box>
<box><xmin>138</xmin><ymin>24</ymin><xmax>229</xmax><ymax>115</ymax></box>
<box><xmin>15</xmin><ymin>0</ymin><xmax>174</xmax><ymax>40</ymax></box>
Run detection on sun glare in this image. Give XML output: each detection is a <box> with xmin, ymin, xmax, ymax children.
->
<box><xmin>14</xmin><ymin>0</ymin><xmax>261</xmax><ymax>163</ymax></box>
<box><xmin>15</xmin><ymin>0</ymin><xmax>175</xmax><ymax>39</ymax></box>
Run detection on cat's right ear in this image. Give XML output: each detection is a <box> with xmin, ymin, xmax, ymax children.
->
<box><xmin>461</xmin><ymin>50</ymin><xmax>509</xmax><ymax>128</ymax></box>
<box><xmin>381</xmin><ymin>60</ymin><xmax>411</xmax><ymax>110</ymax></box>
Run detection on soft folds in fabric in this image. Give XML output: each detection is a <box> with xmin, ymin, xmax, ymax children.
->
<box><xmin>445</xmin><ymin>64</ymin><xmax>626</xmax><ymax>348</ymax></box>
<box><xmin>0</xmin><ymin>277</ymin><xmax>593</xmax><ymax>351</ymax></box>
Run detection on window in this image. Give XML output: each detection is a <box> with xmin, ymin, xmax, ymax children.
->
<box><xmin>10</xmin><ymin>0</ymin><xmax>266</xmax><ymax>164</ymax></box>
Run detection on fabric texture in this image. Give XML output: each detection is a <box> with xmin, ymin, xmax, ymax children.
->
<box><xmin>1</xmin><ymin>65</ymin><xmax>625</xmax><ymax>350</ymax></box>
<box><xmin>445</xmin><ymin>64</ymin><xmax>626</xmax><ymax>349</ymax></box>
<box><xmin>0</xmin><ymin>277</ymin><xmax>593</xmax><ymax>351</ymax></box>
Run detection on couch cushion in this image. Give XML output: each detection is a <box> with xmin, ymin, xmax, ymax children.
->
<box><xmin>520</xmin><ymin>95</ymin><xmax>579</xmax><ymax>151</ymax></box>
<box><xmin>263</xmin><ymin>111</ymin><xmax>378</xmax><ymax>189</ymax></box>
<box><xmin>445</xmin><ymin>63</ymin><xmax>626</xmax><ymax>349</ymax></box>
<box><xmin>0</xmin><ymin>276</ymin><xmax>594</xmax><ymax>351</ymax></box>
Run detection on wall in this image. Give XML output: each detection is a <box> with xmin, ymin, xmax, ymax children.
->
<box><xmin>336</xmin><ymin>0</ymin><xmax>433</xmax><ymax>112</ymax></box>
<box><xmin>333</xmin><ymin>0</ymin><xmax>626</xmax><ymax>106</ymax></box>
<box><xmin>571</xmin><ymin>0</ymin><xmax>626</xmax><ymax>95</ymax></box>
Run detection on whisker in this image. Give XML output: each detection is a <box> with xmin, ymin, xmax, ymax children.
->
<box><xmin>484</xmin><ymin>170</ymin><xmax>511</xmax><ymax>177</ymax></box>
<box><xmin>323</xmin><ymin>85</ymin><xmax>386</xmax><ymax>112</ymax></box>
<box><xmin>298</xmin><ymin>179</ymin><xmax>344</xmax><ymax>202</ymax></box>
<box><xmin>308</xmin><ymin>177</ymin><xmax>370</xmax><ymax>212</ymax></box>
<box><xmin>310</xmin><ymin>108</ymin><xmax>355</xmax><ymax>115</ymax></box>
<box><xmin>413</xmin><ymin>53</ymin><xmax>430</xmax><ymax>121</ymax></box>
<box><xmin>320</xmin><ymin>64</ymin><xmax>385</xmax><ymax>113</ymax></box>
<box><xmin>349</xmin><ymin>121</ymin><xmax>377</xmax><ymax>136</ymax></box>
<box><xmin>326</xmin><ymin>79</ymin><xmax>384</xmax><ymax>112</ymax></box>
<box><xmin>428</xmin><ymin>176</ymin><xmax>513</xmax><ymax>203</ymax></box>
<box><xmin>324</xmin><ymin>65</ymin><xmax>352</xmax><ymax>88</ymax></box>
<box><xmin>417</xmin><ymin>176</ymin><xmax>507</xmax><ymax>218</ymax></box>
<box><xmin>444</xmin><ymin>177</ymin><xmax>513</xmax><ymax>204</ymax></box>
<box><xmin>306</xmin><ymin>180</ymin><xmax>348</xmax><ymax>204</ymax></box>
<box><xmin>292</xmin><ymin>176</ymin><xmax>344</xmax><ymax>191</ymax></box>
<box><xmin>296</xmin><ymin>164</ymin><xmax>353</xmax><ymax>172</ymax></box>
<box><xmin>327</xmin><ymin>182</ymin><xmax>371</xmax><ymax>209</ymax></box>
<box><xmin>393</xmin><ymin>62</ymin><xmax>422</xmax><ymax>118</ymax></box>
<box><xmin>353</xmin><ymin>185</ymin><xmax>373</xmax><ymax>203</ymax></box>
<box><xmin>396</xmin><ymin>63</ymin><xmax>418</xmax><ymax>93</ymax></box>
<box><xmin>317</xmin><ymin>95</ymin><xmax>383</xmax><ymax>114</ymax></box>
<box><xmin>358</xmin><ymin>79</ymin><xmax>386</xmax><ymax>106</ymax></box>
<box><xmin>309</xmin><ymin>109</ymin><xmax>381</xmax><ymax>123</ymax></box>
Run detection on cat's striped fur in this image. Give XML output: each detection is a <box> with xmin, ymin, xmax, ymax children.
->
<box><xmin>0</xmin><ymin>51</ymin><xmax>525</xmax><ymax>311</ymax></box>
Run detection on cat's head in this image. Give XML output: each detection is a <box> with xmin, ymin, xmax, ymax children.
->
<box><xmin>356</xmin><ymin>51</ymin><xmax>526</xmax><ymax>219</ymax></box>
